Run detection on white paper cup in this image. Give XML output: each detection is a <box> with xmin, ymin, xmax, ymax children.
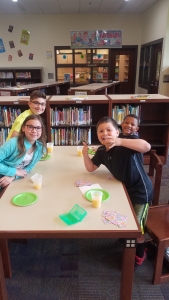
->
<box><xmin>33</xmin><ymin>174</ymin><xmax>43</xmax><ymax>190</ymax></box>
<box><xmin>77</xmin><ymin>146</ymin><xmax>83</xmax><ymax>157</ymax></box>
<box><xmin>91</xmin><ymin>190</ymin><xmax>103</xmax><ymax>208</ymax></box>
<box><xmin>47</xmin><ymin>142</ymin><xmax>54</xmax><ymax>153</ymax></box>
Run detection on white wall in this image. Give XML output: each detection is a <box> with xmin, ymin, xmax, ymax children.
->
<box><xmin>136</xmin><ymin>0</ymin><xmax>169</xmax><ymax>94</ymax></box>
<box><xmin>0</xmin><ymin>1</ymin><xmax>169</xmax><ymax>93</ymax></box>
<box><xmin>0</xmin><ymin>14</ymin><xmax>141</xmax><ymax>82</ymax></box>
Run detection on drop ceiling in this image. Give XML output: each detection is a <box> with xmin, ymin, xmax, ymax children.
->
<box><xmin>0</xmin><ymin>0</ymin><xmax>159</xmax><ymax>15</ymax></box>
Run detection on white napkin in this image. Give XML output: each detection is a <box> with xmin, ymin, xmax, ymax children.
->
<box><xmin>79</xmin><ymin>183</ymin><xmax>102</xmax><ymax>195</ymax></box>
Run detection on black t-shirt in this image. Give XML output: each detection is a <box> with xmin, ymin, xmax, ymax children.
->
<box><xmin>119</xmin><ymin>133</ymin><xmax>144</xmax><ymax>163</ymax></box>
<box><xmin>91</xmin><ymin>145</ymin><xmax>153</xmax><ymax>205</ymax></box>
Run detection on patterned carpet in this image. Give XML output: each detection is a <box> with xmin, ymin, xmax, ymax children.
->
<box><xmin>5</xmin><ymin>156</ymin><xmax>169</xmax><ymax>300</ymax></box>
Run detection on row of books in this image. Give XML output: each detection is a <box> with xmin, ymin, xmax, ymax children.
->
<box><xmin>50</xmin><ymin>106</ymin><xmax>92</xmax><ymax>126</ymax></box>
<box><xmin>0</xmin><ymin>72</ymin><xmax>13</xmax><ymax>79</ymax></box>
<box><xmin>16</xmin><ymin>72</ymin><xmax>31</xmax><ymax>78</ymax></box>
<box><xmin>0</xmin><ymin>128</ymin><xmax>10</xmax><ymax>146</ymax></box>
<box><xmin>112</xmin><ymin>105</ymin><xmax>140</xmax><ymax>124</ymax></box>
<box><xmin>51</xmin><ymin>127</ymin><xmax>91</xmax><ymax>145</ymax></box>
<box><xmin>0</xmin><ymin>107</ymin><xmax>21</xmax><ymax>127</ymax></box>
<box><xmin>0</xmin><ymin>82</ymin><xmax>12</xmax><ymax>88</ymax></box>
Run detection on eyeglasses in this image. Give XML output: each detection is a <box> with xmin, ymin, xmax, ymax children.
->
<box><xmin>26</xmin><ymin>125</ymin><xmax>42</xmax><ymax>132</ymax></box>
<box><xmin>30</xmin><ymin>101</ymin><xmax>46</xmax><ymax>107</ymax></box>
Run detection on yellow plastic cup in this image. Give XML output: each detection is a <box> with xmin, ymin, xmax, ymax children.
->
<box><xmin>91</xmin><ymin>191</ymin><xmax>103</xmax><ymax>208</ymax></box>
<box><xmin>47</xmin><ymin>142</ymin><xmax>54</xmax><ymax>153</ymax></box>
<box><xmin>77</xmin><ymin>146</ymin><xmax>83</xmax><ymax>157</ymax></box>
<box><xmin>33</xmin><ymin>175</ymin><xmax>42</xmax><ymax>190</ymax></box>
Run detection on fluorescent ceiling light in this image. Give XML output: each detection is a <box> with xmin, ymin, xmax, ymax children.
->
<box><xmin>12</xmin><ymin>0</ymin><xmax>18</xmax><ymax>2</ymax></box>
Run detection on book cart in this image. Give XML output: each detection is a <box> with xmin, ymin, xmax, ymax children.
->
<box><xmin>108</xmin><ymin>94</ymin><xmax>169</xmax><ymax>164</ymax></box>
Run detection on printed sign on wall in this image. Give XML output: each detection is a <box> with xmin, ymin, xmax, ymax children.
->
<box><xmin>70</xmin><ymin>30</ymin><xmax>122</xmax><ymax>49</ymax></box>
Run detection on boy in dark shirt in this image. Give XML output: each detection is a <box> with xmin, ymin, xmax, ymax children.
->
<box><xmin>82</xmin><ymin>116</ymin><xmax>153</xmax><ymax>268</ymax></box>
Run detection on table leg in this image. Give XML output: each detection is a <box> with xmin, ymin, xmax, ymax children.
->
<box><xmin>0</xmin><ymin>240</ymin><xmax>12</xmax><ymax>279</ymax></box>
<box><xmin>0</xmin><ymin>251</ymin><xmax>8</xmax><ymax>300</ymax></box>
<box><xmin>120</xmin><ymin>239</ymin><xmax>136</xmax><ymax>300</ymax></box>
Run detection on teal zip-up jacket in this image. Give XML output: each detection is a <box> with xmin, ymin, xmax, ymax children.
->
<box><xmin>0</xmin><ymin>137</ymin><xmax>43</xmax><ymax>178</ymax></box>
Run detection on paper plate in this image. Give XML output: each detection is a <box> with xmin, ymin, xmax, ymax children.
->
<box><xmin>12</xmin><ymin>192</ymin><xmax>38</xmax><ymax>207</ymax></box>
<box><xmin>40</xmin><ymin>154</ymin><xmax>51</xmax><ymax>161</ymax></box>
<box><xmin>85</xmin><ymin>188</ymin><xmax>110</xmax><ymax>202</ymax></box>
<box><xmin>88</xmin><ymin>148</ymin><xmax>96</xmax><ymax>155</ymax></box>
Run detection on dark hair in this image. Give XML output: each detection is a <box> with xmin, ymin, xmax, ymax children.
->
<box><xmin>17</xmin><ymin>114</ymin><xmax>47</xmax><ymax>157</ymax></box>
<box><xmin>96</xmin><ymin>116</ymin><xmax>118</xmax><ymax>131</ymax></box>
<box><xmin>123</xmin><ymin>114</ymin><xmax>139</xmax><ymax>125</ymax></box>
<box><xmin>30</xmin><ymin>90</ymin><xmax>46</xmax><ymax>101</ymax></box>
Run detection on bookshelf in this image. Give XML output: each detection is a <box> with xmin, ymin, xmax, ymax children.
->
<box><xmin>0</xmin><ymin>67</ymin><xmax>42</xmax><ymax>88</ymax></box>
<box><xmin>108</xmin><ymin>94</ymin><xmax>169</xmax><ymax>164</ymax></box>
<box><xmin>0</xmin><ymin>96</ymin><xmax>48</xmax><ymax>145</ymax></box>
<box><xmin>1</xmin><ymin>94</ymin><xmax>169</xmax><ymax>165</ymax></box>
<box><xmin>46</xmin><ymin>95</ymin><xmax>110</xmax><ymax>146</ymax></box>
<box><xmin>115</xmin><ymin>55</ymin><xmax>129</xmax><ymax>82</ymax></box>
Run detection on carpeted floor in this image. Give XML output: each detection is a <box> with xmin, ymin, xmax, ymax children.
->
<box><xmin>5</xmin><ymin>157</ymin><xmax>169</xmax><ymax>300</ymax></box>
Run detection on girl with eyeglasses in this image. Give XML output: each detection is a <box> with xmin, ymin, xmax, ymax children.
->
<box><xmin>0</xmin><ymin>114</ymin><xmax>47</xmax><ymax>189</ymax></box>
<box><xmin>6</xmin><ymin>90</ymin><xmax>46</xmax><ymax>140</ymax></box>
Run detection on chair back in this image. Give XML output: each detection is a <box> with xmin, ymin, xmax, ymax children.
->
<box><xmin>147</xmin><ymin>150</ymin><xmax>163</xmax><ymax>206</ymax></box>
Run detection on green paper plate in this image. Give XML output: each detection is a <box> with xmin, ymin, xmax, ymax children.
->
<box><xmin>85</xmin><ymin>188</ymin><xmax>110</xmax><ymax>202</ymax></box>
<box><xmin>40</xmin><ymin>154</ymin><xmax>51</xmax><ymax>161</ymax></box>
<box><xmin>88</xmin><ymin>148</ymin><xmax>96</xmax><ymax>155</ymax></box>
<box><xmin>12</xmin><ymin>192</ymin><xmax>38</xmax><ymax>207</ymax></box>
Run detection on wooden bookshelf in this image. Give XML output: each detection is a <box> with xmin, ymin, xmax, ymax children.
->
<box><xmin>0</xmin><ymin>67</ymin><xmax>42</xmax><ymax>88</ymax></box>
<box><xmin>68</xmin><ymin>82</ymin><xmax>120</xmax><ymax>95</ymax></box>
<box><xmin>108</xmin><ymin>94</ymin><xmax>169</xmax><ymax>164</ymax></box>
<box><xmin>1</xmin><ymin>93</ymin><xmax>169</xmax><ymax>164</ymax></box>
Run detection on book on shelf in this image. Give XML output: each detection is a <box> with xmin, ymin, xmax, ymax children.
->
<box><xmin>15</xmin><ymin>72</ymin><xmax>31</xmax><ymax>78</ymax></box>
<box><xmin>0</xmin><ymin>82</ymin><xmax>11</xmax><ymax>88</ymax></box>
<box><xmin>0</xmin><ymin>72</ymin><xmax>13</xmax><ymax>79</ymax></box>
<box><xmin>0</xmin><ymin>106</ymin><xmax>21</xmax><ymax>127</ymax></box>
<box><xmin>50</xmin><ymin>106</ymin><xmax>92</xmax><ymax>126</ymax></box>
<box><xmin>50</xmin><ymin>127</ymin><xmax>91</xmax><ymax>146</ymax></box>
<box><xmin>112</xmin><ymin>104</ymin><xmax>140</xmax><ymax>125</ymax></box>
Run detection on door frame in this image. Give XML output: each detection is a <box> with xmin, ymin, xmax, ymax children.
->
<box><xmin>110</xmin><ymin>45</ymin><xmax>138</xmax><ymax>94</ymax></box>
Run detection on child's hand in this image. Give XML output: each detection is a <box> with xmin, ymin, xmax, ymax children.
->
<box><xmin>16</xmin><ymin>169</ymin><xmax>27</xmax><ymax>177</ymax></box>
<box><xmin>102</xmin><ymin>136</ymin><xmax>121</xmax><ymax>150</ymax></box>
<box><xmin>0</xmin><ymin>176</ymin><xmax>15</xmax><ymax>187</ymax></box>
<box><xmin>82</xmin><ymin>142</ymin><xmax>89</xmax><ymax>156</ymax></box>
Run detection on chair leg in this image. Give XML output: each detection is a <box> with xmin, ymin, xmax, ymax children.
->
<box><xmin>153</xmin><ymin>241</ymin><xmax>165</xmax><ymax>285</ymax></box>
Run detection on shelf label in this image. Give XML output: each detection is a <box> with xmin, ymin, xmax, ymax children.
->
<box><xmin>76</xmin><ymin>101</ymin><xmax>82</xmax><ymax>103</ymax></box>
<box><xmin>13</xmin><ymin>102</ymin><xmax>19</xmax><ymax>104</ymax></box>
<box><xmin>140</xmin><ymin>100</ymin><xmax>146</xmax><ymax>102</ymax></box>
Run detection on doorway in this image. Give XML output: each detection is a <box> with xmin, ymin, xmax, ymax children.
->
<box><xmin>110</xmin><ymin>46</ymin><xmax>138</xmax><ymax>94</ymax></box>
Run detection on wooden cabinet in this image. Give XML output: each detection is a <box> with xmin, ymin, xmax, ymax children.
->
<box><xmin>1</xmin><ymin>93</ymin><xmax>169</xmax><ymax>165</ymax></box>
<box><xmin>108</xmin><ymin>94</ymin><xmax>169</xmax><ymax>164</ymax></box>
<box><xmin>0</xmin><ymin>67</ymin><xmax>42</xmax><ymax>88</ymax></box>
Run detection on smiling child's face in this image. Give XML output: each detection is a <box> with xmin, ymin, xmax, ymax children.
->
<box><xmin>121</xmin><ymin>116</ymin><xmax>139</xmax><ymax>136</ymax></box>
<box><xmin>97</xmin><ymin>122</ymin><xmax>119</xmax><ymax>144</ymax></box>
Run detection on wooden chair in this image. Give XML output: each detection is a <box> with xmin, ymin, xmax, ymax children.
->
<box><xmin>145</xmin><ymin>204</ymin><xmax>169</xmax><ymax>284</ymax></box>
<box><xmin>147</xmin><ymin>150</ymin><xmax>163</xmax><ymax>206</ymax></box>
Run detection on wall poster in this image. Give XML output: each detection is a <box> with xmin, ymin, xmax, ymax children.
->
<box><xmin>70</xmin><ymin>30</ymin><xmax>122</xmax><ymax>49</ymax></box>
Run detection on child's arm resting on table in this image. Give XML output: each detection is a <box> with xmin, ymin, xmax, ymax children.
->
<box><xmin>105</xmin><ymin>137</ymin><xmax>151</xmax><ymax>153</ymax></box>
<box><xmin>82</xmin><ymin>142</ymin><xmax>98</xmax><ymax>172</ymax></box>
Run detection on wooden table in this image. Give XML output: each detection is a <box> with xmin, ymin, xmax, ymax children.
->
<box><xmin>0</xmin><ymin>146</ymin><xmax>141</xmax><ymax>300</ymax></box>
<box><xmin>68</xmin><ymin>82</ymin><xmax>120</xmax><ymax>95</ymax></box>
<box><xmin>0</xmin><ymin>81</ymin><xmax>70</xmax><ymax>96</ymax></box>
